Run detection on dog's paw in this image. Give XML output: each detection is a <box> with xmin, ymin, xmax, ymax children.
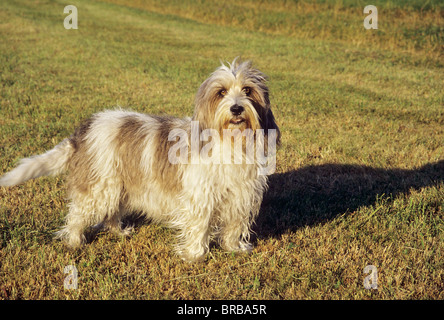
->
<box><xmin>222</xmin><ymin>241</ymin><xmax>253</xmax><ymax>253</ymax></box>
<box><xmin>112</xmin><ymin>224</ymin><xmax>134</xmax><ymax>238</ymax></box>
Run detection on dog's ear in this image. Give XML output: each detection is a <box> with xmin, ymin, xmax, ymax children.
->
<box><xmin>251</xmin><ymin>86</ymin><xmax>280</xmax><ymax>147</ymax></box>
<box><xmin>261</xmin><ymin>107</ymin><xmax>281</xmax><ymax>147</ymax></box>
<box><xmin>193</xmin><ymin>78</ymin><xmax>215</xmax><ymax>130</ymax></box>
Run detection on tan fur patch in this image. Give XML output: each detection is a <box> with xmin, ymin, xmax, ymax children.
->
<box><xmin>67</xmin><ymin>117</ymin><xmax>96</xmax><ymax>196</ymax></box>
<box><xmin>116</xmin><ymin>115</ymin><xmax>184</xmax><ymax>196</ymax></box>
<box><xmin>114</xmin><ymin>115</ymin><xmax>148</xmax><ymax>191</ymax></box>
<box><xmin>152</xmin><ymin>116</ymin><xmax>186</xmax><ymax>194</ymax></box>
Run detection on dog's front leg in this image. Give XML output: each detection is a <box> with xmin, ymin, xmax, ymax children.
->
<box><xmin>219</xmin><ymin>211</ymin><xmax>254</xmax><ymax>254</ymax></box>
<box><xmin>174</xmin><ymin>203</ymin><xmax>212</xmax><ymax>262</ymax></box>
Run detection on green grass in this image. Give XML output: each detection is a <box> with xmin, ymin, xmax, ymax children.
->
<box><xmin>0</xmin><ymin>0</ymin><xmax>443</xmax><ymax>300</ymax></box>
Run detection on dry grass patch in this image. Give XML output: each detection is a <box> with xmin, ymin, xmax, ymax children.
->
<box><xmin>1</xmin><ymin>0</ymin><xmax>443</xmax><ymax>300</ymax></box>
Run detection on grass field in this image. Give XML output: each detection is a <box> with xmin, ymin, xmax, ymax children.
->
<box><xmin>0</xmin><ymin>0</ymin><xmax>443</xmax><ymax>300</ymax></box>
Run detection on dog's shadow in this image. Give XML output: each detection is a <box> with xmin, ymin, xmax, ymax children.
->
<box><xmin>254</xmin><ymin>160</ymin><xmax>444</xmax><ymax>239</ymax></box>
<box><xmin>116</xmin><ymin>160</ymin><xmax>443</xmax><ymax>245</ymax></box>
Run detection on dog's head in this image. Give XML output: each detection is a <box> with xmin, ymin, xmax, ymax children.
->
<box><xmin>193</xmin><ymin>58</ymin><xmax>280</xmax><ymax>144</ymax></box>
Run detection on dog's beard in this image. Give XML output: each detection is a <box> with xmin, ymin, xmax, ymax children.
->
<box><xmin>214</xmin><ymin>100</ymin><xmax>260</xmax><ymax>133</ymax></box>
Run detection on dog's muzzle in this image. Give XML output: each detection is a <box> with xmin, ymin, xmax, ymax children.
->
<box><xmin>229</xmin><ymin>105</ymin><xmax>246</xmax><ymax>125</ymax></box>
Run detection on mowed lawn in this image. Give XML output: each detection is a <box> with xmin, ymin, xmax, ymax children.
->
<box><xmin>0</xmin><ymin>0</ymin><xmax>443</xmax><ymax>299</ymax></box>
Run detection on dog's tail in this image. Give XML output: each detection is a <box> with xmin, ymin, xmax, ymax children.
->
<box><xmin>0</xmin><ymin>139</ymin><xmax>73</xmax><ymax>187</ymax></box>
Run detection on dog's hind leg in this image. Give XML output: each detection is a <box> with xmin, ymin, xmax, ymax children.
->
<box><xmin>55</xmin><ymin>202</ymin><xmax>89</xmax><ymax>248</ymax></box>
<box><xmin>104</xmin><ymin>204</ymin><xmax>134</xmax><ymax>238</ymax></box>
<box><xmin>56</xmin><ymin>179</ymin><xmax>122</xmax><ymax>247</ymax></box>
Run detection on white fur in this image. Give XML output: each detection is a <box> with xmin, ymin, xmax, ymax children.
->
<box><xmin>0</xmin><ymin>139</ymin><xmax>73</xmax><ymax>186</ymax></box>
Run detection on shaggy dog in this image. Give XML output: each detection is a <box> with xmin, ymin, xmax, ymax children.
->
<box><xmin>0</xmin><ymin>59</ymin><xmax>280</xmax><ymax>262</ymax></box>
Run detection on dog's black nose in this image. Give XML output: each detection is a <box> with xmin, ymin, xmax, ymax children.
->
<box><xmin>230</xmin><ymin>105</ymin><xmax>244</xmax><ymax>116</ymax></box>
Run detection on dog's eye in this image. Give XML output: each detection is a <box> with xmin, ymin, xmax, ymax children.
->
<box><xmin>219</xmin><ymin>89</ymin><xmax>227</xmax><ymax>97</ymax></box>
<box><xmin>242</xmin><ymin>87</ymin><xmax>251</xmax><ymax>96</ymax></box>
